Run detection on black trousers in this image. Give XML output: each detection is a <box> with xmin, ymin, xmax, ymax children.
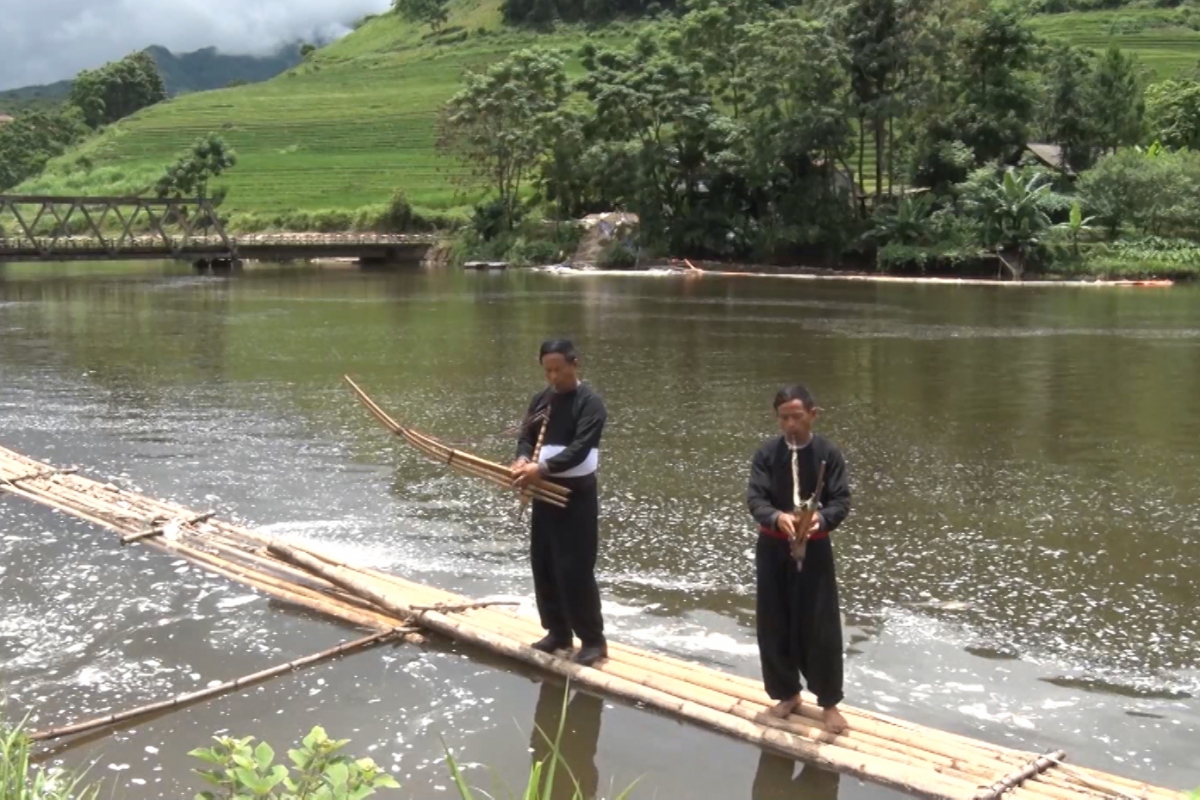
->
<box><xmin>530</xmin><ymin>475</ymin><xmax>605</xmax><ymax>647</ymax></box>
<box><xmin>755</xmin><ymin>535</ymin><xmax>844</xmax><ymax>708</ymax></box>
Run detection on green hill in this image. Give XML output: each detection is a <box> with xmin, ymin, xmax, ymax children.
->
<box><xmin>18</xmin><ymin>1</ymin><xmax>1200</xmax><ymax>223</ymax></box>
<box><xmin>17</xmin><ymin>5</ymin><xmax>594</xmax><ymax>220</ymax></box>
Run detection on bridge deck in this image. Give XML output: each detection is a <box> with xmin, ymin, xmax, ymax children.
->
<box><xmin>0</xmin><ymin>232</ymin><xmax>437</xmax><ymax>263</ymax></box>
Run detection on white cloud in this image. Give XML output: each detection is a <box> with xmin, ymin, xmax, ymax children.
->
<box><xmin>0</xmin><ymin>0</ymin><xmax>392</xmax><ymax>90</ymax></box>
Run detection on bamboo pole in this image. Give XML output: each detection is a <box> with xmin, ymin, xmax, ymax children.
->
<box><xmin>29</xmin><ymin>628</ymin><xmax>414</xmax><ymax>742</ymax></box>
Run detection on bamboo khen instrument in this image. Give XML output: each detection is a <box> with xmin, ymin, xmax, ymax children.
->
<box><xmin>518</xmin><ymin>402</ymin><xmax>551</xmax><ymax>513</ymax></box>
<box><xmin>0</xmin><ymin>443</ymin><xmax>1186</xmax><ymax>800</ymax></box>
<box><xmin>342</xmin><ymin>375</ymin><xmax>570</xmax><ymax>509</ymax></box>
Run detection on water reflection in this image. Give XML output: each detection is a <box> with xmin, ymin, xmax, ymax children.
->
<box><xmin>751</xmin><ymin>752</ymin><xmax>841</xmax><ymax>800</ymax></box>
<box><xmin>529</xmin><ymin>680</ymin><xmax>603</xmax><ymax>800</ymax></box>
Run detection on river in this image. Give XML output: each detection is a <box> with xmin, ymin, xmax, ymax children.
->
<box><xmin>1</xmin><ymin>261</ymin><xmax>1197</xmax><ymax>799</ymax></box>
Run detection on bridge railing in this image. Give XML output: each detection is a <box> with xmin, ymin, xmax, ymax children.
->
<box><xmin>0</xmin><ymin>195</ymin><xmax>438</xmax><ymax>259</ymax></box>
<box><xmin>0</xmin><ymin>194</ymin><xmax>233</xmax><ymax>258</ymax></box>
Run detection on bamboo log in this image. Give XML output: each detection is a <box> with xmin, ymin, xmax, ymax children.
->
<box><xmin>29</xmin><ymin>628</ymin><xmax>414</xmax><ymax>742</ymax></box>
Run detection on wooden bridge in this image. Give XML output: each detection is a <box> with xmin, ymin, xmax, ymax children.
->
<box><xmin>0</xmin><ymin>194</ymin><xmax>436</xmax><ymax>266</ymax></box>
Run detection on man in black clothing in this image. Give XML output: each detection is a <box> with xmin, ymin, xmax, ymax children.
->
<box><xmin>512</xmin><ymin>339</ymin><xmax>608</xmax><ymax>667</ymax></box>
<box><xmin>747</xmin><ymin>384</ymin><xmax>851</xmax><ymax>733</ymax></box>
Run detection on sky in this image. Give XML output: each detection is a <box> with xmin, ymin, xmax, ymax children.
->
<box><xmin>0</xmin><ymin>0</ymin><xmax>393</xmax><ymax>91</ymax></box>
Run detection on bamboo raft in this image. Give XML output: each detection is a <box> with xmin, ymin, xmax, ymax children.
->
<box><xmin>0</xmin><ymin>440</ymin><xmax>1186</xmax><ymax>800</ymax></box>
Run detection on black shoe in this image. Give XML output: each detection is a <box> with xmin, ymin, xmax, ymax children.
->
<box><xmin>531</xmin><ymin>634</ymin><xmax>571</xmax><ymax>654</ymax></box>
<box><xmin>572</xmin><ymin>643</ymin><xmax>607</xmax><ymax>667</ymax></box>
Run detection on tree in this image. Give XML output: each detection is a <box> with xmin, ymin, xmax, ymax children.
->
<box><xmin>576</xmin><ymin>33</ymin><xmax>741</xmax><ymax>253</ymax></box>
<box><xmin>1079</xmin><ymin>148</ymin><xmax>1200</xmax><ymax>238</ymax></box>
<box><xmin>154</xmin><ymin>134</ymin><xmax>238</xmax><ymax>204</ymax></box>
<box><xmin>1039</xmin><ymin>45</ymin><xmax>1097</xmax><ymax>172</ymax></box>
<box><xmin>1145</xmin><ymin>79</ymin><xmax>1200</xmax><ymax>151</ymax></box>
<box><xmin>668</xmin><ymin>0</ymin><xmax>764</xmax><ymax>119</ymax></box>
<box><xmin>394</xmin><ymin>0</ymin><xmax>450</xmax><ymax>31</ymax></box>
<box><xmin>1088</xmin><ymin>46</ymin><xmax>1144</xmax><ymax>153</ymax></box>
<box><xmin>955</xmin><ymin>6</ymin><xmax>1036</xmax><ymax>162</ymax></box>
<box><xmin>436</xmin><ymin>48</ymin><xmax>569</xmax><ymax>232</ymax></box>
<box><xmin>904</xmin><ymin>3</ymin><xmax>1036</xmax><ymax>189</ymax></box>
<box><xmin>69</xmin><ymin>51</ymin><xmax>167</xmax><ymax>128</ymax></box>
<box><xmin>739</xmin><ymin>10</ymin><xmax>856</xmax><ymax>252</ymax></box>
<box><xmin>300</xmin><ymin>43</ymin><xmax>318</xmax><ymax>58</ymax></box>
<box><xmin>0</xmin><ymin>107</ymin><xmax>89</xmax><ymax>191</ymax></box>
<box><xmin>844</xmin><ymin>0</ymin><xmax>905</xmax><ymax>199</ymax></box>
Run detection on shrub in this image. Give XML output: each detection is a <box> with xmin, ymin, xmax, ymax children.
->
<box><xmin>189</xmin><ymin>725</ymin><xmax>398</xmax><ymax>800</ymax></box>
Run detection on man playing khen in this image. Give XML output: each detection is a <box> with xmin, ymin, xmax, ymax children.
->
<box><xmin>747</xmin><ymin>384</ymin><xmax>852</xmax><ymax>733</ymax></box>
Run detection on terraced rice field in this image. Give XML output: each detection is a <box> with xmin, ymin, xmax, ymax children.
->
<box><xmin>1031</xmin><ymin>9</ymin><xmax>1200</xmax><ymax>79</ymax></box>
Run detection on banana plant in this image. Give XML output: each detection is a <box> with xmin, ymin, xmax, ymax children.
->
<box><xmin>1055</xmin><ymin>200</ymin><xmax>1096</xmax><ymax>257</ymax></box>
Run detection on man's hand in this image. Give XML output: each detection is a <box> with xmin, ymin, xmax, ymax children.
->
<box><xmin>512</xmin><ymin>461</ymin><xmax>543</xmax><ymax>489</ymax></box>
<box><xmin>809</xmin><ymin>513</ymin><xmax>822</xmax><ymax>534</ymax></box>
<box><xmin>775</xmin><ymin>512</ymin><xmax>796</xmax><ymax>537</ymax></box>
<box><xmin>510</xmin><ymin>456</ymin><xmax>530</xmax><ymax>472</ymax></box>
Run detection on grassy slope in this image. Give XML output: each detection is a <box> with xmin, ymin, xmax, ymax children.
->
<box><xmin>19</xmin><ymin>4</ymin><xmax>1200</xmax><ymax>221</ymax></box>
<box><xmin>1031</xmin><ymin>8</ymin><xmax>1200</xmax><ymax>80</ymax></box>
<box><xmin>18</xmin><ymin>5</ymin><xmax>617</xmax><ymax>218</ymax></box>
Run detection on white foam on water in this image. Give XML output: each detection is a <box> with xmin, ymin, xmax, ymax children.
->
<box><xmin>620</xmin><ymin>624</ymin><xmax>758</xmax><ymax>658</ymax></box>
<box><xmin>216</xmin><ymin>594</ymin><xmax>261</xmax><ymax>610</ymax></box>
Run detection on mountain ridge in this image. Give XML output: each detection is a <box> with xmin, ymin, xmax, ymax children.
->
<box><xmin>0</xmin><ymin>43</ymin><xmax>308</xmax><ymax>112</ymax></box>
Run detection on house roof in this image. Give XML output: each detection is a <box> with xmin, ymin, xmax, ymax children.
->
<box><xmin>1023</xmin><ymin>142</ymin><xmax>1074</xmax><ymax>176</ymax></box>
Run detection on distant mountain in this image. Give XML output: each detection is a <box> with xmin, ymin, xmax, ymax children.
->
<box><xmin>0</xmin><ymin>43</ymin><xmax>307</xmax><ymax>113</ymax></box>
<box><xmin>0</xmin><ymin>79</ymin><xmax>74</xmax><ymax>113</ymax></box>
<box><xmin>145</xmin><ymin>44</ymin><xmax>305</xmax><ymax>95</ymax></box>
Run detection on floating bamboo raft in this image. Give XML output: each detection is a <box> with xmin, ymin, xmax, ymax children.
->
<box><xmin>0</xmin><ymin>442</ymin><xmax>1185</xmax><ymax>800</ymax></box>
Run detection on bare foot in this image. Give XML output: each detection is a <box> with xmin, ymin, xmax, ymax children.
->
<box><xmin>822</xmin><ymin>706</ymin><xmax>848</xmax><ymax>734</ymax></box>
<box><xmin>767</xmin><ymin>696</ymin><xmax>800</xmax><ymax>719</ymax></box>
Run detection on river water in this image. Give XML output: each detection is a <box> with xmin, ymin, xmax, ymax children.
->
<box><xmin>1</xmin><ymin>262</ymin><xmax>1197</xmax><ymax>799</ymax></box>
